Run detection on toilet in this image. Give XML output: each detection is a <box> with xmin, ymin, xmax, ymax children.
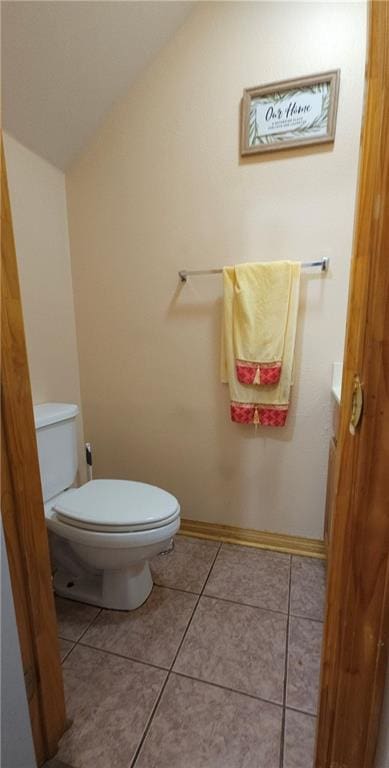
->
<box><xmin>34</xmin><ymin>403</ymin><xmax>180</xmax><ymax>610</ymax></box>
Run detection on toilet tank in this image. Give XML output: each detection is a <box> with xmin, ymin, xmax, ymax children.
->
<box><xmin>33</xmin><ymin>403</ymin><xmax>79</xmax><ymax>503</ymax></box>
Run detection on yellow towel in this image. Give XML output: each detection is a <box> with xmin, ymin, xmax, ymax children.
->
<box><xmin>221</xmin><ymin>262</ymin><xmax>301</xmax><ymax>426</ymax></box>
<box><xmin>233</xmin><ymin>261</ymin><xmax>293</xmax><ymax>385</ymax></box>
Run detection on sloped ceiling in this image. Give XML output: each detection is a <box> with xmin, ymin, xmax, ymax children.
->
<box><xmin>2</xmin><ymin>1</ymin><xmax>195</xmax><ymax>169</ymax></box>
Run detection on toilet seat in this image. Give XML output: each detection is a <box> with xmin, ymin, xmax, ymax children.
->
<box><xmin>54</xmin><ymin>479</ymin><xmax>180</xmax><ymax>533</ymax></box>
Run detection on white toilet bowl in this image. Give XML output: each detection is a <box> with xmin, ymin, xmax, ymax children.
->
<box><xmin>46</xmin><ymin>480</ymin><xmax>180</xmax><ymax>610</ymax></box>
<box><xmin>34</xmin><ymin>403</ymin><xmax>180</xmax><ymax>610</ymax></box>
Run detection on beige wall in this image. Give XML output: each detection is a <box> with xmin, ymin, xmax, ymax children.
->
<box><xmin>66</xmin><ymin>1</ymin><xmax>366</xmax><ymax>538</ymax></box>
<box><xmin>4</xmin><ymin>134</ymin><xmax>86</xmax><ymax>482</ymax></box>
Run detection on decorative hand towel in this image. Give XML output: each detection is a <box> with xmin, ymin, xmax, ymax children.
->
<box><xmin>221</xmin><ymin>262</ymin><xmax>301</xmax><ymax>426</ymax></box>
<box><xmin>233</xmin><ymin>261</ymin><xmax>293</xmax><ymax>385</ymax></box>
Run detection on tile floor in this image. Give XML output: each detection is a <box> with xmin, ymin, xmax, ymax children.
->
<box><xmin>54</xmin><ymin>536</ymin><xmax>326</xmax><ymax>768</ymax></box>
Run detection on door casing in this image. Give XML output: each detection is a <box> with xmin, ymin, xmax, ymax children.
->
<box><xmin>316</xmin><ymin>2</ymin><xmax>389</xmax><ymax>766</ymax></box>
<box><xmin>1</xmin><ymin>140</ymin><xmax>67</xmax><ymax>764</ymax></box>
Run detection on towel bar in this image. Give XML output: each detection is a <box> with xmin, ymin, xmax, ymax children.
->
<box><xmin>179</xmin><ymin>257</ymin><xmax>329</xmax><ymax>283</ymax></box>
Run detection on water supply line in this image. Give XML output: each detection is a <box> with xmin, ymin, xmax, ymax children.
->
<box><xmin>85</xmin><ymin>442</ymin><xmax>93</xmax><ymax>482</ymax></box>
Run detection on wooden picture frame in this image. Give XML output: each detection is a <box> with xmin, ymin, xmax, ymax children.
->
<box><xmin>240</xmin><ymin>70</ymin><xmax>340</xmax><ymax>155</ymax></box>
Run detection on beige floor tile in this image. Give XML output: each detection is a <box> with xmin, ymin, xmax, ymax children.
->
<box><xmin>55</xmin><ymin>596</ymin><xmax>100</xmax><ymax>642</ymax></box>
<box><xmin>151</xmin><ymin>535</ymin><xmax>220</xmax><ymax>593</ymax></box>
<box><xmin>286</xmin><ymin>617</ymin><xmax>323</xmax><ymax>714</ymax></box>
<box><xmin>204</xmin><ymin>544</ymin><xmax>290</xmax><ymax>612</ymax></box>
<box><xmin>135</xmin><ymin>673</ymin><xmax>282</xmax><ymax>768</ymax></box>
<box><xmin>81</xmin><ymin>585</ymin><xmax>197</xmax><ymax>669</ymax></box>
<box><xmin>58</xmin><ymin>645</ymin><xmax>166</xmax><ymax>768</ymax></box>
<box><xmin>290</xmin><ymin>556</ymin><xmax>326</xmax><ymax>620</ymax></box>
<box><xmin>174</xmin><ymin>595</ymin><xmax>287</xmax><ymax>704</ymax></box>
<box><xmin>283</xmin><ymin>709</ymin><xmax>317</xmax><ymax>768</ymax></box>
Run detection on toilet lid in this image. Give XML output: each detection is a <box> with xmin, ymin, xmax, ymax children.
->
<box><xmin>54</xmin><ymin>479</ymin><xmax>180</xmax><ymax>533</ymax></box>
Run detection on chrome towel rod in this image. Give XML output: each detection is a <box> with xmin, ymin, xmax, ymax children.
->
<box><xmin>179</xmin><ymin>257</ymin><xmax>329</xmax><ymax>283</ymax></box>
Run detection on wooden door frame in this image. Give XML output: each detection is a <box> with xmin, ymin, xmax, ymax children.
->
<box><xmin>316</xmin><ymin>1</ymin><xmax>389</xmax><ymax>766</ymax></box>
<box><xmin>1</xmin><ymin>139</ymin><xmax>66</xmax><ymax>764</ymax></box>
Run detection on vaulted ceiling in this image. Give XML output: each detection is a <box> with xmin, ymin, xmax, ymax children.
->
<box><xmin>2</xmin><ymin>1</ymin><xmax>195</xmax><ymax>169</ymax></box>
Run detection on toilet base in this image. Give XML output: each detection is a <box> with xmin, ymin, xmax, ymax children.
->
<box><xmin>53</xmin><ymin>560</ymin><xmax>153</xmax><ymax>610</ymax></box>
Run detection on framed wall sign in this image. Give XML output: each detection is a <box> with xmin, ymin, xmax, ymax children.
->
<box><xmin>240</xmin><ymin>70</ymin><xmax>340</xmax><ymax>156</ymax></box>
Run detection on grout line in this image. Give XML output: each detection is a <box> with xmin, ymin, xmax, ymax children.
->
<box><xmin>79</xmin><ymin>621</ymin><xmax>290</xmax><ymax>712</ymax></box>
<box><xmin>288</xmin><ymin>612</ymin><xmax>324</xmax><ymax>625</ymax></box>
<box><xmin>200</xmin><ymin>542</ymin><xmax>222</xmax><ymax>595</ymax></box>
<box><xmin>201</xmin><ymin>590</ymin><xmax>290</xmax><ymax>618</ymax></box>
<box><xmin>59</xmin><ymin>641</ymin><xmax>76</xmax><ymax>665</ymax></box>
<box><xmin>129</xmin><ymin>671</ymin><xmax>171</xmax><ymax>768</ymax></box>
<box><xmin>76</xmin><ymin>607</ymin><xmax>103</xmax><ymax>643</ymax></box>
<box><xmin>279</xmin><ymin>552</ymin><xmax>293</xmax><ymax>768</ymax></box>
<box><xmin>74</xmin><ymin>637</ymin><xmax>287</xmax><ymax>714</ymax></box>
<box><xmin>169</xmin><ymin>593</ymin><xmax>200</xmax><ymax>666</ymax></box>
<box><xmin>58</xmin><ymin>606</ymin><xmax>103</xmax><ymax>666</ymax></box>
<box><xmin>55</xmin><ymin>594</ymin><xmax>101</xmax><ymax>610</ymax></box>
<box><xmin>77</xmin><ymin>641</ymin><xmax>170</xmax><ymax>673</ymax></box>
<box><xmin>169</xmin><ymin>542</ymin><xmax>222</xmax><ymax>671</ymax></box>
<box><xmin>284</xmin><ymin>704</ymin><xmax>318</xmax><ymax>719</ymax></box>
<box><xmin>58</xmin><ymin>633</ymin><xmax>77</xmax><ymax>644</ymax></box>
<box><xmin>130</xmin><ymin>543</ymin><xmax>222</xmax><ymax>768</ymax></box>
<box><xmin>154</xmin><ymin>579</ymin><xmax>291</xmax><ymax>619</ymax></box>
<box><xmin>171</xmin><ymin>669</ymin><xmax>284</xmax><ymax>710</ymax></box>
<box><xmin>152</xmin><ymin>581</ymin><xmax>200</xmax><ymax>597</ymax></box>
